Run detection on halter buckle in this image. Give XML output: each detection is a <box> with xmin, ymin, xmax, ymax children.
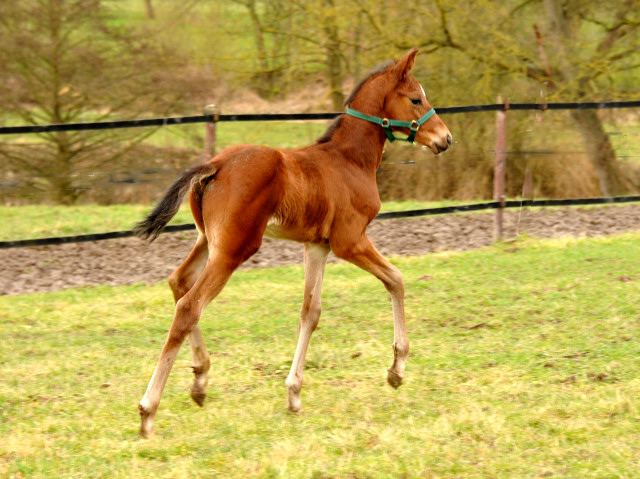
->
<box><xmin>381</xmin><ymin>118</ymin><xmax>390</xmax><ymax>128</ymax></box>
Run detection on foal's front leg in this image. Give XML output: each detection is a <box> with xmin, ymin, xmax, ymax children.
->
<box><xmin>333</xmin><ymin>235</ymin><xmax>408</xmax><ymax>388</ymax></box>
<box><xmin>286</xmin><ymin>243</ymin><xmax>330</xmax><ymax>412</ymax></box>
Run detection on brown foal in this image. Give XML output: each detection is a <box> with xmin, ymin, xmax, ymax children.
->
<box><xmin>134</xmin><ymin>48</ymin><xmax>451</xmax><ymax>437</ymax></box>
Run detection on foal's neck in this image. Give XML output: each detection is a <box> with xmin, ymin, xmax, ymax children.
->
<box><xmin>323</xmin><ymin>115</ymin><xmax>387</xmax><ymax>171</ymax></box>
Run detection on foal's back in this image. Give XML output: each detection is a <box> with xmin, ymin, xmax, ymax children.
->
<box><xmin>196</xmin><ymin>140</ymin><xmax>380</xmax><ymax>247</ymax></box>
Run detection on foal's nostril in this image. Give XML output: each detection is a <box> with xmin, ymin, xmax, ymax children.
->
<box><xmin>437</xmin><ymin>134</ymin><xmax>452</xmax><ymax>153</ymax></box>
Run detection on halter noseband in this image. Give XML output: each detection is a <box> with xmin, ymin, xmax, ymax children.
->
<box><xmin>345</xmin><ymin>107</ymin><xmax>436</xmax><ymax>143</ymax></box>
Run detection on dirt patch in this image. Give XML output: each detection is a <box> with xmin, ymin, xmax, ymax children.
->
<box><xmin>1</xmin><ymin>205</ymin><xmax>639</xmax><ymax>295</ymax></box>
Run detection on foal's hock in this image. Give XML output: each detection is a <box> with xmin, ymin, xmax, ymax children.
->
<box><xmin>135</xmin><ymin>48</ymin><xmax>452</xmax><ymax>437</ymax></box>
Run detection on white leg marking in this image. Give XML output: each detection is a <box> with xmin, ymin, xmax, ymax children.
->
<box><xmin>286</xmin><ymin>243</ymin><xmax>330</xmax><ymax>412</ymax></box>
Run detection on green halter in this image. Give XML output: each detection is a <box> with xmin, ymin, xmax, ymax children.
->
<box><xmin>345</xmin><ymin>107</ymin><xmax>436</xmax><ymax>143</ymax></box>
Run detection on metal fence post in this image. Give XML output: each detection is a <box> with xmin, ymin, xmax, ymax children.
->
<box><xmin>203</xmin><ymin>104</ymin><xmax>221</xmax><ymax>162</ymax></box>
<box><xmin>494</xmin><ymin>97</ymin><xmax>508</xmax><ymax>242</ymax></box>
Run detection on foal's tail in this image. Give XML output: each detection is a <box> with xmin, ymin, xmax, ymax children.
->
<box><xmin>134</xmin><ymin>163</ymin><xmax>218</xmax><ymax>242</ymax></box>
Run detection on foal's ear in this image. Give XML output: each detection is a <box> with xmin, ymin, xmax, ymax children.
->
<box><xmin>393</xmin><ymin>48</ymin><xmax>419</xmax><ymax>80</ymax></box>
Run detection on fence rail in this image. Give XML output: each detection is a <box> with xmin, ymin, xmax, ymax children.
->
<box><xmin>2</xmin><ymin>99</ymin><xmax>640</xmax><ymax>248</ymax></box>
<box><xmin>2</xmin><ymin>195</ymin><xmax>640</xmax><ymax>250</ymax></box>
<box><xmin>2</xmin><ymin>100</ymin><xmax>640</xmax><ymax>135</ymax></box>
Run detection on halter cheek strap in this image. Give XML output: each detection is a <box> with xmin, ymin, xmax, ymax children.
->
<box><xmin>345</xmin><ymin>107</ymin><xmax>436</xmax><ymax>143</ymax></box>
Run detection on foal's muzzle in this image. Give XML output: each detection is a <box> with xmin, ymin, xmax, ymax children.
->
<box><xmin>436</xmin><ymin>133</ymin><xmax>453</xmax><ymax>153</ymax></box>
<box><xmin>428</xmin><ymin>130</ymin><xmax>452</xmax><ymax>154</ymax></box>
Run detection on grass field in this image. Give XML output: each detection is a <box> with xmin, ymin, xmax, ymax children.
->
<box><xmin>146</xmin><ymin>121</ymin><xmax>330</xmax><ymax>152</ymax></box>
<box><xmin>1</xmin><ymin>233</ymin><xmax>639</xmax><ymax>478</ymax></box>
<box><xmin>0</xmin><ymin>204</ymin><xmax>195</xmax><ymax>241</ymax></box>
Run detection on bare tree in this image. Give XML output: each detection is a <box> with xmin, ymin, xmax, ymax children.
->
<box><xmin>0</xmin><ymin>0</ymin><xmax>192</xmax><ymax>204</ymax></box>
<box><xmin>231</xmin><ymin>0</ymin><xmax>295</xmax><ymax>98</ymax></box>
<box><xmin>231</xmin><ymin>0</ymin><xmax>375</xmax><ymax>109</ymax></box>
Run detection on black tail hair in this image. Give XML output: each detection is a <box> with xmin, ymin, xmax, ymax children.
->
<box><xmin>134</xmin><ymin>163</ymin><xmax>217</xmax><ymax>241</ymax></box>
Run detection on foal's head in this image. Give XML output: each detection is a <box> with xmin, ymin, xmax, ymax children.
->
<box><xmin>347</xmin><ymin>48</ymin><xmax>452</xmax><ymax>154</ymax></box>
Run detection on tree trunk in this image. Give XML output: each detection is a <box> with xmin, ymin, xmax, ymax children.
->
<box><xmin>50</xmin><ymin>131</ymin><xmax>80</xmax><ymax>205</ymax></box>
<box><xmin>570</xmin><ymin>109</ymin><xmax>629</xmax><ymax>197</ymax></box>
<box><xmin>144</xmin><ymin>0</ymin><xmax>155</xmax><ymax>20</ymax></box>
<box><xmin>324</xmin><ymin>0</ymin><xmax>344</xmax><ymax>110</ymax></box>
<box><xmin>245</xmin><ymin>0</ymin><xmax>273</xmax><ymax>98</ymax></box>
<box><xmin>326</xmin><ymin>46</ymin><xmax>343</xmax><ymax>110</ymax></box>
<box><xmin>542</xmin><ymin>0</ymin><xmax>628</xmax><ymax>197</ymax></box>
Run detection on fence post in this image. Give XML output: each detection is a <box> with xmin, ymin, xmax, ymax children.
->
<box><xmin>203</xmin><ymin>104</ymin><xmax>221</xmax><ymax>161</ymax></box>
<box><xmin>494</xmin><ymin>97</ymin><xmax>508</xmax><ymax>242</ymax></box>
<box><xmin>522</xmin><ymin>166</ymin><xmax>533</xmax><ymax>200</ymax></box>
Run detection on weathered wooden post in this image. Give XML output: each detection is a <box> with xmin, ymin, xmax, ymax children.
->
<box><xmin>522</xmin><ymin>166</ymin><xmax>533</xmax><ymax>200</ymax></box>
<box><xmin>203</xmin><ymin>104</ymin><xmax>221</xmax><ymax>162</ymax></box>
<box><xmin>494</xmin><ymin>97</ymin><xmax>508</xmax><ymax>242</ymax></box>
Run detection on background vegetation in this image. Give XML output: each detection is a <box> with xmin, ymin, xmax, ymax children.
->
<box><xmin>1</xmin><ymin>0</ymin><xmax>639</xmax><ymax>205</ymax></box>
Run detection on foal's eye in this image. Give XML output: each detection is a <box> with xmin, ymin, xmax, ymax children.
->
<box><xmin>410</xmin><ymin>98</ymin><xmax>422</xmax><ymax>105</ymax></box>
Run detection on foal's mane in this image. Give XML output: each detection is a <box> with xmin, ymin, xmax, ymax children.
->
<box><xmin>343</xmin><ymin>59</ymin><xmax>395</xmax><ymax>107</ymax></box>
<box><xmin>316</xmin><ymin>58</ymin><xmax>396</xmax><ymax>144</ymax></box>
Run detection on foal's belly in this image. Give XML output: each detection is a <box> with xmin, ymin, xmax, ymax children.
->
<box><xmin>263</xmin><ymin>217</ymin><xmax>327</xmax><ymax>244</ymax></box>
<box><xmin>263</xmin><ymin>220</ymin><xmax>292</xmax><ymax>240</ymax></box>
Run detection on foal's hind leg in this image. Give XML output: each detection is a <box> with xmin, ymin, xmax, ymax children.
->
<box><xmin>167</xmin><ymin>233</ymin><xmax>211</xmax><ymax>407</ymax></box>
<box><xmin>139</xmin><ymin>253</ymin><xmax>239</xmax><ymax>437</ymax></box>
<box><xmin>286</xmin><ymin>243</ymin><xmax>330</xmax><ymax>412</ymax></box>
<box><xmin>332</xmin><ymin>235</ymin><xmax>408</xmax><ymax>388</ymax></box>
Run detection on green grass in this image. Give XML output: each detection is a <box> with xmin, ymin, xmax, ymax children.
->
<box><xmin>0</xmin><ymin>204</ymin><xmax>195</xmax><ymax>241</ymax></box>
<box><xmin>1</xmin><ymin>234</ymin><xmax>639</xmax><ymax>478</ymax></box>
<box><xmin>144</xmin><ymin>121</ymin><xmax>330</xmax><ymax>151</ymax></box>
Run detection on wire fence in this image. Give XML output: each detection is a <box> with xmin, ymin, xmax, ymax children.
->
<box><xmin>1</xmin><ymin>99</ymin><xmax>639</xmax><ymax>248</ymax></box>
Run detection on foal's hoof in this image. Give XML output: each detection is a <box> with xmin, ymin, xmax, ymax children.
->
<box><xmin>190</xmin><ymin>388</ymin><xmax>207</xmax><ymax>407</ymax></box>
<box><xmin>287</xmin><ymin>390</ymin><xmax>302</xmax><ymax>413</ymax></box>
<box><xmin>288</xmin><ymin>398</ymin><xmax>302</xmax><ymax>414</ymax></box>
<box><xmin>138</xmin><ymin>405</ymin><xmax>155</xmax><ymax>438</ymax></box>
<box><xmin>387</xmin><ymin>369</ymin><xmax>404</xmax><ymax>389</ymax></box>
